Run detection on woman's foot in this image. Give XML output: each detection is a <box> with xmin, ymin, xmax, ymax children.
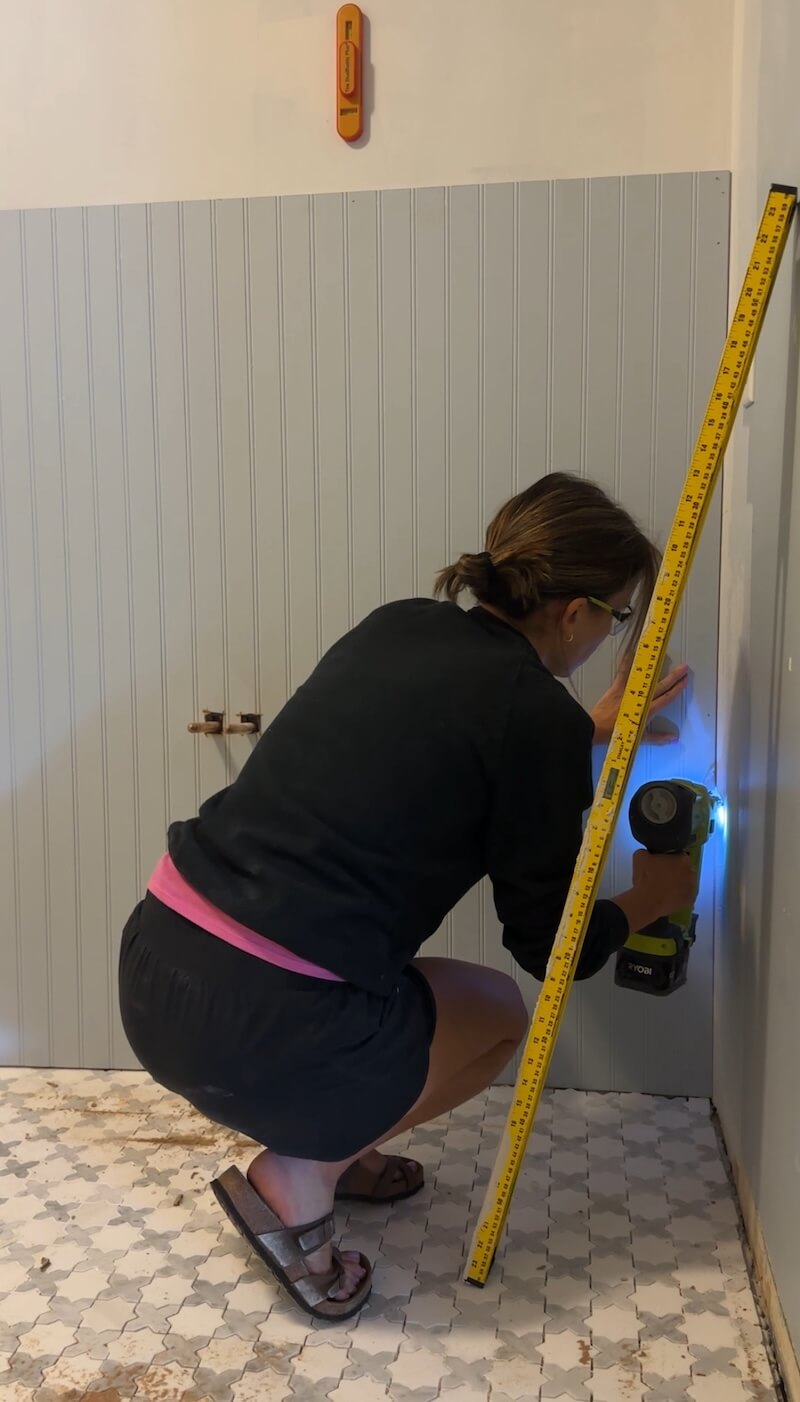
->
<box><xmin>336</xmin><ymin>1149</ymin><xmax>424</xmax><ymax>1202</ymax></box>
<box><xmin>247</xmin><ymin>1149</ymin><xmax>366</xmax><ymax>1301</ymax></box>
<box><xmin>354</xmin><ymin>1148</ymin><xmax>393</xmax><ymax>1177</ymax></box>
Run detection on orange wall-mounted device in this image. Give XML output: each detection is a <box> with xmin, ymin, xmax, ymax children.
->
<box><xmin>336</xmin><ymin>5</ymin><xmax>363</xmax><ymax>142</ymax></box>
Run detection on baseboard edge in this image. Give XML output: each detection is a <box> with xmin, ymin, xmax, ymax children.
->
<box><xmin>725</xmin><ymin>1147</ymin><xmax>800</xmax><ymax>1401</ymax></box>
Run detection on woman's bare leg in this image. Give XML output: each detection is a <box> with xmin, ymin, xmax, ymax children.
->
<box><xmin>384</xmin><ymin>955</ymin><xmax>528</xmax><ymax>1129</ymax></box>
<box><xmin>247</xmin><ymin>957</ymin><xmax>528</xmax><ymax>1300</ymax></box>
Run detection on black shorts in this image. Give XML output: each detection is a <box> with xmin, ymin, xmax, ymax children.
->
<box><xmin>118</xmin><ymin>894</ymin><xmax>437</xmax><ymax>1162</ymax></box>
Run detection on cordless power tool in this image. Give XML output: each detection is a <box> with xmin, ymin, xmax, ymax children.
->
<box><xmin>614</xmin><ymin>780</ymin><xmax>718</xmax><ymax>996</ymax></box>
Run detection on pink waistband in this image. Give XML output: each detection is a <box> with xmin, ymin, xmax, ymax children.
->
<box><xmin>147</xmin><ymin>853</ymin><xmax>343</xmax><ymax>982</ymax></box>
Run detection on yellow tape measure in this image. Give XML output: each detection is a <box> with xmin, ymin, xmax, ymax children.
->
<box><xmin>464</xmin><ymin>182</ymin><xmax>797</xmax><ymax>1288</ymax></box>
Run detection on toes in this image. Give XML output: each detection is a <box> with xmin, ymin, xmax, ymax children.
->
<box><xmin>332</xmin><ymin>1268</ymin><xmax>366</xmax><ymax>1301</ymax></box>
<box><xmin>330</xmin><ymin>1248</ymin><xmax>368</xmax><ymax>1300</ymax></box>
<box><xmin>393</xmin><ymin>1157</ymin><xmax>419</xmax><ymax>1185</ymax></box>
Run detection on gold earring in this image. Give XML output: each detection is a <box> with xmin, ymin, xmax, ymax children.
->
<box><xmin>566</xmin><ymin>633</ymin><xmax>574</xmax><ymax>643</ymax></box>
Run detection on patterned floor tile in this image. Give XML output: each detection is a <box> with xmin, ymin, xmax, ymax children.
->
<box><xmin>0</xmin><ymin>1070</ymin><xmax>783</xmax><ymax>1401</ymax></box>
<box><xmin>586</xmin><ymin>1360</ymin><xmax>647</xmax><ymax>1401</ymax></box>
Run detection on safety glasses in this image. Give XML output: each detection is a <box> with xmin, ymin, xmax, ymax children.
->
<box><xmin>588</xmin><ymin>596</ymin><xmax>634</xmax><ymax>635</ymax></box>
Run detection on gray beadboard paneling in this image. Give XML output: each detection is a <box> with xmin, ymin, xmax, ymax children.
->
<box><xmin>0</xmin><ymin>209</ymin><xmax>51</xmax><ymax>1067</ymax></box>
<box><xmin>180</xmin><ymin>202</ymin><xmax>229</xmax><ymax>807</ymax></box>
<box><xmin>148</xmin><ymin>202</ymin><xmax>200</xmax><ymax>840</ymax></box>
<box><xmin>213</xmin><ymin>197</ymin><xmax>258</xmax><ymax>775</ymax></box>
<box><xmin>248</xmin><ymin>197</ymin><xmax>290</xmax><ymax>727</ymax></box>
<box><xmin>345</xmin><ymin>192</ymin><xmax>382</xmax><ymax>632</ymax></box>
<box><xmin>279</xmin><ymin>196</ymin><xmax>321</xmax><ymax>691</ymax></box>
<box><xmin>0</xmin><ymin>174</ymin><xmax>728</xmax><ymax>1088</ymax></box>
<box><xmin>380</xmin><ymin>189</ymin><xmax>414</xmax><ymax>605</ymax></box>
<box><xmin>311</xmin><ymin>194</ymin><xmax>351</xmax><ymax>656</ymax></box>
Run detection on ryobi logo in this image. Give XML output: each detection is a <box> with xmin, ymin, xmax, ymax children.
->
<box><xmin>630</xmin><ymin>964</ymin><xmax>653</xmax><ymax>976</ymax></box>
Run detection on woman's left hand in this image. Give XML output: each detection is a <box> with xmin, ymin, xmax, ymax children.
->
<box><xmin>590</xmin><ymin>659</ymin><xmax>690</xmax><ymax>747</ymax></box>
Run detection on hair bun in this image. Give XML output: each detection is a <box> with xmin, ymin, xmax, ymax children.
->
<box><xmin>488</xmin><ymin>552</ymin><xmax>550</xmax><ymax>616</ymax></box>
<box><xmin>454</xmin><ymin>550</ymin><xmax>492</xmax><ymax>575</ymax></box>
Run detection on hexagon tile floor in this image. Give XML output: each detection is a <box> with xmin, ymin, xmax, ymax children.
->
<box><xmin>0</xmin><ymin>1069</ymin><xmax>781</xmax><ymax>1402</ymax></box>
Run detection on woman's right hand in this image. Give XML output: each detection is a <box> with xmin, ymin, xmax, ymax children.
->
<box><xmin>612</xmin><ymin>850</ymin><xmax>698</xmax><ymax>934</ymax></box>
<box><xmin>632</xmin><ymin>849</ymin><xmax>697</xmax><ymax>917</ymax></box>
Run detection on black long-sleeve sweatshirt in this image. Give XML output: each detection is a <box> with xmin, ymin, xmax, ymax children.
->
<box><xmin>168</xmin><ymin>600</ymin><xmax>629</xmax><ymax>994</ymax></box>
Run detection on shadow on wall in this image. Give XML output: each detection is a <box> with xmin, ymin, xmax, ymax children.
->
<box><xmin>719</xmin><ymin>646</ymin><xmax>751</xmax><ymax>1145</ymax></box>
<box><xmin>749</xmin><ymin>228</ymin><xmax>800</xmax><ymax>1201</ymax></box>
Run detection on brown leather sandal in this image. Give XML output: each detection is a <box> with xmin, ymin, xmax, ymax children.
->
<box><xmin>335</xmin><ymin>1154</ymin><xmax>424</xmax><ymax>1204</ymax></box>
<box><xmin>211</xmin><ymin>1166</ymin><xmax>372</xmax><ymax>1321</ymax></box>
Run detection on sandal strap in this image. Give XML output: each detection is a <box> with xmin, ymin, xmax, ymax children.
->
<box><xmin>376</xmin><ymin>1155</ymin><xmax>416</xmax><ymax>1195</ymax></box>
<box><xmin>254</xmin><ymin>1213</ymin><xmax>334</xmax><ymax>1278</ymax></box>
<box><xmin>339</xmin><ymin>1154</ymin><xmax>421</xmax><ymax>1201</ymax></box>
<box><xmin>218</xmin><ymin>1167</ymin><xmax>335</xmax><ymax>1276</ymax></box>
<box><xmin>292</xmin><ymin>1245</ymin><xmax>365</xmax><ymax>1308</ymax></box>
<box><xmin>295</xmin><ymin>1216</ymin><xmax>335</xmax><ymax>1256</ymax></box>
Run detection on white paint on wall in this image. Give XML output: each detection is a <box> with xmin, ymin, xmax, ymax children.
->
<box><xmin>0</xmin><ymin>0</ymin><xmax>733</xmax><ymax>211</ymax></box>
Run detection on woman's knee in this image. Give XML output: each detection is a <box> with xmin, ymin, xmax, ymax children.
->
<box><xmin>495</xmin><ymin>971</ymin><xmax>529</xmax><ymax>1045</ymax></box>
<box><xmin>413</xmin><ymin>956</ymin><xmax>529</xmax><ymax>1050</ymax></box>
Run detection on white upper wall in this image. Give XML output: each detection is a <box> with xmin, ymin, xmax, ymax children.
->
<box><xmin>0</xmin><ymin>0</ymin><xmax>732</xmax><ymax>211</ymax></box>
